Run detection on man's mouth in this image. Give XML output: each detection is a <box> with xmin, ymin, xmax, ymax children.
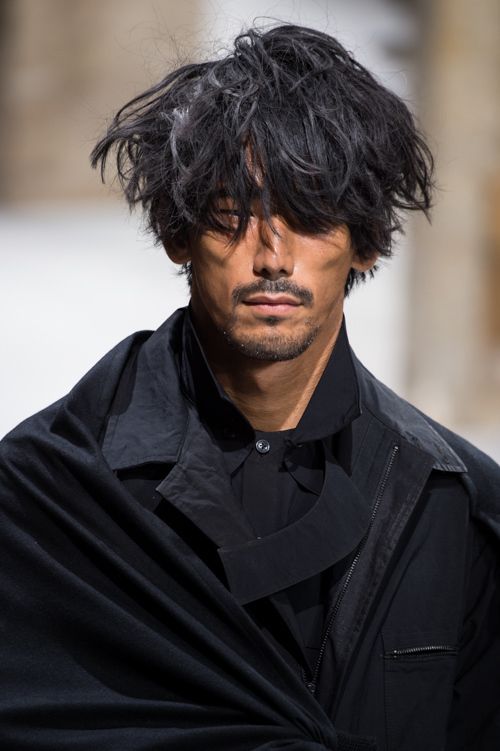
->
<box><xmin>233</xmin><ymin>280</ymin><xmax>313</xmax><ymax>308</ymax></box>
<box><xmin>242</xmin><ymin>295</ymin><xmax>302</xmax><ymax>314</ymax></box>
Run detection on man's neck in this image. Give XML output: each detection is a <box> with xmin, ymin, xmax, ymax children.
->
<box><xmin>192</xmin><ymin>314</ymin><xmax>344</xmax><ymax>432</ymax></box>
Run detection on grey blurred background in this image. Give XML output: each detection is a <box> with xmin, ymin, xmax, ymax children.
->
<box><xmin>1</xmin><ymin>0</ymin><xmax>499</xmax><ymax>460</ymax></box>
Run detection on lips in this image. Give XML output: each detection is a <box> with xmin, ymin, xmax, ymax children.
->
<box><xmin>241</xmin><ymin>294</ymin><xmax>302</xmax><ymax>317</ymax></box>
<box><xmin>243</xmin><ymin>295</ymin><xmax>301</xmax><ymax>306</ymax></box>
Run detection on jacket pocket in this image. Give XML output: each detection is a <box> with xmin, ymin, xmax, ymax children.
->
<box><xmin>382</xmin><ymin>632</ymin><xmax>458</xmax><ymax>751</ymax></box>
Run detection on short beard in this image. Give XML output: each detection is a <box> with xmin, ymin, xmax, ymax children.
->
<box><xmin>221</xmin><ymin>317</ymin><xmax>320</xmax><ymax>361</ymax></box>
<box><xmin>216</xmin><ymin>278</ymin><xmax>318</xmax><ymax>361</ymax></box>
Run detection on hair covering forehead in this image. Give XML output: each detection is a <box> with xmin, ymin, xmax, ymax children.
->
<box><xmin>91</xmin><ymin>23</ymin><xmax>434</xmax><ymax>295</ymax></box>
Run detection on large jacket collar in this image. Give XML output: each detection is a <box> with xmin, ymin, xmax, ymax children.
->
<box><xmin>101</xmin><ymin>307</ymin><xmax>466</xmax><ymax>475</ymax></box>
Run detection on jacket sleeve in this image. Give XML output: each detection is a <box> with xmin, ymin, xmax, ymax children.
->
<box><xmin>0</xmin><ymin>412</ymin><xmax>379</xmax><ymax>751</ymax></box>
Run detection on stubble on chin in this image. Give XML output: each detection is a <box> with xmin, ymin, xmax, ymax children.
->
<box><xmin>219</xmin><ymin>279</ymin><xmax>318</xmax><ymax>361</ymax></box>
<box><xmin>221</xmin><ymin>316</ymin><xmax>320</xmax><ymax>361</ymax></box>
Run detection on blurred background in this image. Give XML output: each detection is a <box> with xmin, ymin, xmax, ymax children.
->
<box><xmin>1</xmin><ymin>0</ymin><xmax>499</xmax><ymax>460</ymax></box>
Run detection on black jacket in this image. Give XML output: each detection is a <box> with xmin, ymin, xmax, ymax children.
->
<box><xmin>0</xmin><ymin>308</ymin><xmax>499</xmax><ymax>750</ymax></box>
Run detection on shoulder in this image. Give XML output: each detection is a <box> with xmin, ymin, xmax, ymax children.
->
<box><xmin>420</xmin><ymin>412</ymin><xmax>499</xmax><ymax>480</ymax></box>
<box><xmin>1</xmin><ymin>307</ymin><xmax>188</xmax><ymax>466</ymax></box>
<box><xmin>421</xmin><ymin>414</ymin><xmax>500</xmax><ymax>521</ymax></box>
<box><xmin>0</xmin><ymin>329</ymin><xmax>152</xmax><ymax>464</ymax></box>
<box><xmin>353</xmin><ymin>355</ymin><xmax>500</xmax><ymax>505</ymax></box>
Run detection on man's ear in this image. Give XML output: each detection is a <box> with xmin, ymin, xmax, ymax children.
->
<box><xmin>351</xmin><ymin>251</ymin><xmax>379</xmax><ymax>273</ymax></box>
<box><xmin>164</xmin><ymin>243</ymin><xmax>191</xmax><ymax>265</ymax></box>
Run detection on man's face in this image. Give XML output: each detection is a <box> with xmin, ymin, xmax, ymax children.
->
<box><xmin>171</xmin><ymin>206</ymin><xmax>373</xmax><ymax>362</ymax></box>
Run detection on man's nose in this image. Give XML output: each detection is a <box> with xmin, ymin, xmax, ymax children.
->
<box><xmin>252</xmin><ymin>218</ymin><xmax>294</xmax><ymax>280</ymax></box>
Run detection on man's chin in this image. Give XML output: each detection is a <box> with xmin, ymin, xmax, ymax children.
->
<box><xmin>221</xmin><ymin>327</ymin><xmax>319</xmax><ymax>362</ymax></box>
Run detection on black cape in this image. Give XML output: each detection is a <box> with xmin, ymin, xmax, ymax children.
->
<box><xmin>0</xmin><ymin>318</ymin><xmax>376</xmax><ymax>750</ymax></box>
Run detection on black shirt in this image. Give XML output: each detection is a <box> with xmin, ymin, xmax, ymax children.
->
<box><xmin>108</xmin><ymin>308</ymin><xmax>371</xmax><ymax>674</ymax></box>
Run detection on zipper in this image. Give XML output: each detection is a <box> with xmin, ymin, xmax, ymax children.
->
<box><xmin>385</xmin><ymin>645</ymin><xmax>457</xmax><ymax>660</ymax></box>
<box><xmin>303</xmin><ymin>444</ymin><xmax>400</xmax><ymax>696</ymax></box>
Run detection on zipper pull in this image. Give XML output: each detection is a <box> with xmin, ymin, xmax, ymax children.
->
<box><xmin>306</xmin><ymin>681</ymin><xmax>316</xmax><ymax>694</ymax></box>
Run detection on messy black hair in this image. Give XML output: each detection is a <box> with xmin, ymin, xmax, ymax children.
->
<box><xmin>91</xmin><ymin>23</ymin><xmax>434</xmax><ymax>294</ymax></box>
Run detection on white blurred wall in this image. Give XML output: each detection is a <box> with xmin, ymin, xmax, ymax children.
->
<box><xmin>2</xmin><ymin>0</ymin><xmax>498</xmax><ymax>461</ymax></box>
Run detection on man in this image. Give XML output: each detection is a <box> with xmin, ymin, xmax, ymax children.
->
<box><xmin>0</xmin><ymin>24</ymin><xmax>499</xmax><ymax>751</ymax></box>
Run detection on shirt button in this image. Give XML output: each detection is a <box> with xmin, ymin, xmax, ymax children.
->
<box><xmin>255</xmin><ymin>438</ymin><xmax>271</xmax><ymax>454</ymax></box>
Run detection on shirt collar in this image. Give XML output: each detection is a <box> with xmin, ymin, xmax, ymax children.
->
<box><xmin>100</xmin><ymin>307</ymin><xmax>466</xmax><ymax>476</ymax></box>
<box><xmin>292</xmin><ymin>317</ymin><xmax>361</xmax><ymax>444</ymax></box>
<box><xmin>180</xmin><ymin>306</ymin><xmax>361</xmax><ymax>448</ymax></box>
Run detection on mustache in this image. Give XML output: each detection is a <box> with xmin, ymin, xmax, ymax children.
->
<box><xmin>232</xmin><ymin>279</ymin><xmax>314</xmax><ymax>306</ymax></box>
